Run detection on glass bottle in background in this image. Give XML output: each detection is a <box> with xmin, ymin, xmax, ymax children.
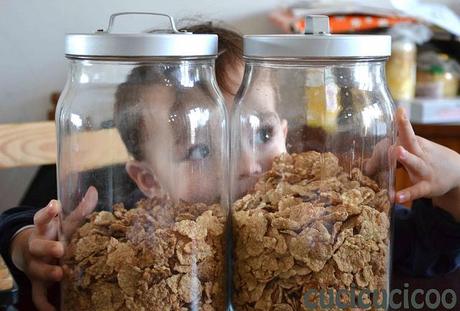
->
<box><xmin>386</xmin><ymin>39</ymin><xmax>417</xmax><ymax>101</ymax></box>
<box><xmin>416</xmin><ymin>52</ymin><xmax>460</xmax><ymax>98</ymax></box>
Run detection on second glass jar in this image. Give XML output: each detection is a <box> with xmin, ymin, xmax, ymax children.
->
<box><xmin>231</xmin><ymin>16</ymin><xmax>395</xmax><ymax>310</ymax></box>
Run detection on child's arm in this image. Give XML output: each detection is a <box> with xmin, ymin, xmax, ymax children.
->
<box><xmin>393</xmin><ymin>107</ymin><xmax>460</xmax><ymax>219</ymax></box>
<box><xmin>0</xmin><ymin>187</ymin><xmax>98</xmax><ymax>311</ymax></box>
<box><xmin>9</xmin><ymin>201</ymin><xmax>63</xmax><ymax>311</ymax></box>
<box><xmin>390</xmin><ymin>107</ymin><xmax>460</xmax><ymax>276</ymax></box>
<box><xmin>393</xmin><ymin>198</ymin><xmax>460</xmax><ymax>277</ymax></box>
<box><xmin>0</xmin><ymin>206</ymin><xmax>36</xmax><ymax>276</ymax></box>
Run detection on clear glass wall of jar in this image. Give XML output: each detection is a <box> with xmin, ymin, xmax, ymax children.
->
<box><xmin>231</xmin><ymin>16</ymin><xmax>395</xmax><ymax>310</ymax></box>
<box><xmin>58</xmin><ymin>13</ymin><xmax>228</xmax><ymax>310</ymax></box>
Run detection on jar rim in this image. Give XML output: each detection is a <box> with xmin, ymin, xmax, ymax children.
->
<box><xmin>65</xmin><ymin>33</ymin><xmax>218</xmax><ymax>58</ymax></box>
<box><xmin>243</xmin><ymin>34</ymin><xmax>392</xmax><ymax>59</ymax></box>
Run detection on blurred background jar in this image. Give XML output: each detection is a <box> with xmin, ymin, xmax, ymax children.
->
<box><xmin>416</xmin><ymin>52</ymin><xmax>460</xmax><ymax>98</ymax></box>
<box><xmin>386</xmin><ymin>40</ymin><xmax>417</xmax><ymax>101</ymax></box>
<box><xmin>386</xmin><ymin>23</ymin><xmax>432</xmax><ymax>102</ymax></box>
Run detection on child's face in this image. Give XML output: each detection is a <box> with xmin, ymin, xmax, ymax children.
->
<box><xmin>234</xmin><ymin>83</ymin><xmax>287</xmax><ymax>199</ymax></box>
<box><xmin>126</xmin><ymin>66</ymin><xmax>287</xmax><ymax>203</ymax></box>
<box><xmin>125</xmin><ymin>84</ymin><xmax>224</xmax><ymax>204</ymax></box>
<box><xmin>222</xmin><ymin>64</ymin><xmax>287</xmax><ymax>198</ymax></box>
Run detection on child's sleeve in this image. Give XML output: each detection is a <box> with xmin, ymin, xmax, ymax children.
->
<box><xmin>393</xmin><ymin>198</ymin><xmax>460</xmax><ymax>277</ymax></box>
<box><xmin>0</xmin><ymin>206</ymin><xmax>36</xmax><ymax>275</ymax></box>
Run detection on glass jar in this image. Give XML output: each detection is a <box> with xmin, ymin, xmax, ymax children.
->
<box><xmin>416</xmin><ymin>53</ymin><xmax>460</xmax><ymax>98</ymax></box>
<box><xmin>57</xmin><ymin>13</ymin><xmax>228</xmax><ymax>310</ymax></box>
<box><xmin>386</xmin><ymin>39</ymin><xmax>417</xmax><ymax>101</ymax></box>
<box><xmin>231</xmin><ymin>16</ymin><xmax>395</xmax><ymax>310</ymax></box>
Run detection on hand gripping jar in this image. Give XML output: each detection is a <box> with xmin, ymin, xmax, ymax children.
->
<box><xmin>231</xmin><ymin>16</ymin><xmax>395</xmax><ymax>310</ymax></box>
<box><xmin>58</xmin><ymin>13</ymin><xmax>228</xmax><ymax>310</ymax></box>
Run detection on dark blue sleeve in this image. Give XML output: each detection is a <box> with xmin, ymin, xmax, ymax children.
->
<box><xmin>0</xmin><ymin>206</ymin><xmax>37</xmax><ymax>276</ymax></box>
<box><xmin>393</xmin><ymin>198</ymin><xmax>460</xmax><ymax>277</ymax></box>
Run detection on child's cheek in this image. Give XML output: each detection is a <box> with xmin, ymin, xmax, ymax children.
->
<box><xmin>175</xmin><ymin>166</ymin><xmax>219</xmax><ymax>203</ymax></box>
<box><xmin>260</xmin><ymin>140</ymin><xmax>287</xmax><ymax>171</ymax></box>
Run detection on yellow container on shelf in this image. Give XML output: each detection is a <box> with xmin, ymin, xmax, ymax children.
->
<box><xmin>386</xmin><ymin>40</ymin><xmax>417</xmax><ymax>101</ymax></box>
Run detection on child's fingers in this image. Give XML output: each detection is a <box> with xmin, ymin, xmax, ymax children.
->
<box><xmin>31</xmin><ymin>281</ymin><xmax>56</xmax><ymax>311</ymax></box>
<box><xmin>396</xmin><ymin>107</ymin><xmax>423</xmax><ymax>156</ymax></box>
<box><xmin>81</xmin><ymin>186</ymin><xmax>98</xmax><ymax>214</ymax></box>
<box><xmin>33</xmin><ymin>200</ymin><xmax>60</xmax><ymax>234</ymax></box>
<box><xmin>29</xmin><ymin>238</ymin><xmax>64</xmax><ymax>259</ymax></box>
<box><xmin>396</xmin><ymin>146</ymin><xmax>429</xmax><ymax>178</ymax></box>
<box><xmin>364</xmin><ymin>149</ymin><xmax>381</xmax><ymax>176</ymax></box>
<box><xmin>28</xmin><ymin>260</ymin><xmax>63</xmax><ymax>282</ymax></box>
<box><xmin>365</xmin><ymin>139</ymin><xmax>400</xmax><ymax>177</ymax></box>
<box><xmin>396</xmin><ymin>181</ymin><xmax>431</xmax><ymax>203</ymax></box>
<box><xmin>68</xmin><ymin>186</ymin><xmax>98</xmax><ymax>222</ymax></box>
<box><xmin>364</xmin><ymin>158</ymin><xmax>378</xmax><ymax>176</ymax></box>
<box><xmin>364</xmin><ymin>138</ymin><xmax>391</xmax><ymax>176</ymax></box>
<box><xmin>62</xmin><ymin>186</ymin><xmax>98</xmax><ymax>238</ymax></box>
<box><xmin>388</xmin><ymin>144</ymin><xmax>399</xmax><ymax>169</ymax></box>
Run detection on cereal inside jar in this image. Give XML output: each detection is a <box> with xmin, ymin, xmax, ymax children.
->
<box><xmin>231</xmin><ymin>15</ymin><xmax>394</xmax><ymax>311</ymax></box>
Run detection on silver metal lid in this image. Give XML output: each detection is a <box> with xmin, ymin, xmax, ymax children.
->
<box><xmin>65</xmin><ymin>12</ymin><xmax>217</xmax><ymax>58</ymax></box>
<box><xmin>244</xmin><ymin>15</ymin><xmax>391</xmax><ymax>59</ymax></box>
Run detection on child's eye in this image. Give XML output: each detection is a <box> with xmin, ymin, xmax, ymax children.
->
<box><xmin>255</xmin><ymin>126</ymin><xmax>274</xmax><ymax>145</ymax></box>
<box><xmin>186</xmin><ymin>144</ymin><xmax>210</xmax><ymax>160</ymax></box>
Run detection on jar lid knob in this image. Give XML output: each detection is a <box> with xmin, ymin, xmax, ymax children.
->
<box><xmin>105</xmin><ymin>12</ymin><xmax>188</xmax><ymax>34</ymax></box>
<box><xmin>304</xmin><ymin>15</ymin><xmax>330</xmax><ymax>35</ymax></box>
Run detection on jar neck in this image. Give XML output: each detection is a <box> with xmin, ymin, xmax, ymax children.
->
<box><xmin>243</xmin><ymin>59</ymin><xmax>388</xmax><ymax>91</ymax></box>
<box><xmin>246</xmin><ymin>58</ymin><xmax>386</xmax><ymax>82</ymax></box>
<box><xmin>67</xmin><ymin>58</ymin><xmax>218</xmax><ymax>86</ymax></box>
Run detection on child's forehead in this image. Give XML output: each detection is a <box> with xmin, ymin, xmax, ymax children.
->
<box><xmin>140</xmin><ymin>84</ymin><xmax>176</xmax><ymax>109</ymax></box>
<box><xmin>140</xmin><ymin>83</ymin><xmax>210</xmax><ymax>111</ymax></box>
<box><xmin>140</xmin><ymin>84</ymin><xmax>213</xmax><ymax>143</ymax></box>
<box><xmin>246</xmin><ymin>84</ymin><xmax>277</xmax><ymax>113</ymax></box>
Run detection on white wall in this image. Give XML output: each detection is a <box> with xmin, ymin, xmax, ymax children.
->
<box><xmin>0</xmin><ymin>0</ymin><xmax>459</xmax><ymax>212</ymax></box>
<box><xmin>0</xmin><ymin>0</ymin><xmax>296</xmax><ymax>212</ymax></box>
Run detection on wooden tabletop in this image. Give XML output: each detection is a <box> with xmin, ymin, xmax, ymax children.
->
<box><xmin>412</xmin><ymin>123</ymin><xmax>460</xmax><ymax>154</ymax></box>
<box><xmin>413</xmin><ymin>123</ymin><xmax>460</xmax><ymax>138</ymax></box>
<box><xmin>0</xmin><ymin>121</ymin><xmax>129</xmax><ymax>170</ymax></box>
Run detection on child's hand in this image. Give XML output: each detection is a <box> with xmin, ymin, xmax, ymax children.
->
<box><xmin>10</xmin><ymin>187</ymin><xmax>98</xmax><ymax>311</ymax></box>
<box><xmin>61</xmin><ymin>186</ymin><xmax>98</xmax><ymax>240</ymax></box>
<box><xmin>11</xmin><ymin>200</ymin><xmax>62</xmax><ymax>311</ymax></box>
<box><xmin>394</xmin><ymin>107</ymin><xmax>460</xmax><ymax>221</ymax></box>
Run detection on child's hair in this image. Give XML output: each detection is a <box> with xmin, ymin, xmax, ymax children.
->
<box><xmin>114</xmin><ymin>66</ymin><xmax>171</xmax><ymax>161</ymax></box>
<box><xmin>183</xmin><ymin>22</ymin><xmax>243</xmax><ymax>96</ymax></box>
<box><xmin>114</xmin><ymin>23</ymin><xmax>243</xmax><ymax>161</ymax></box>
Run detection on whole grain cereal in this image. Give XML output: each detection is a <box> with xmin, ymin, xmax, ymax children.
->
<box><xmin>232</xmin><ymin>151</ymin><xmax>390</xmax><ymax>311</ymax></box>
<box><xmin>62</xmin><ymin>198</ymin><xmax>226</xmax><ymax>311</ymax></box>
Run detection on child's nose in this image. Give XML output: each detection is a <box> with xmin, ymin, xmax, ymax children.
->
<box><xmin>239</xmin><ymin>151</ymin><xmax>262</xmax><ymax>178</ymax></box>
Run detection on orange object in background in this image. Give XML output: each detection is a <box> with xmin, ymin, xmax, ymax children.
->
<box><xmin>297</xmin><ymin>15</ymin><xmax>416</xmax><ymax>33</ymax></box>
<box><xmin>270</xmin><ymin>9</ymin><xmax>416</xmax><ymax>34</ymax></box>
